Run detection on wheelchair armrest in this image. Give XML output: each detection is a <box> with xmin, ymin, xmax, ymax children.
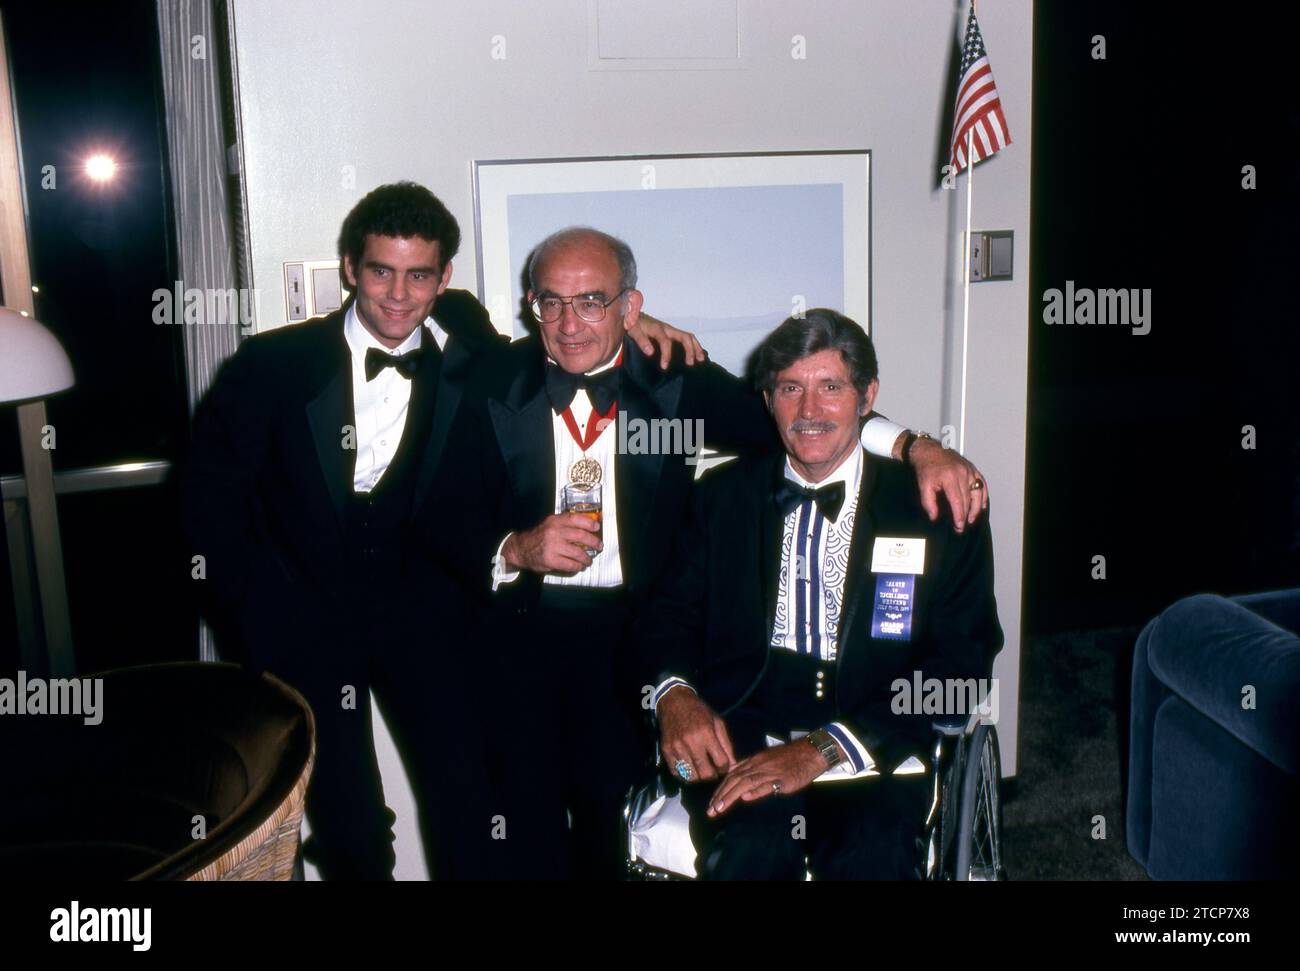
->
<box><xmin>931</xmin><ymin>711</ymin><xmax>980</xmax><ymax>736</ymax></box>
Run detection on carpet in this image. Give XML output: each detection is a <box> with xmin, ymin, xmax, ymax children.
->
<box><xmin>1000</xmin><ymin>626</ymin><xmax>1148</xmax><ymax>880</ymax></box>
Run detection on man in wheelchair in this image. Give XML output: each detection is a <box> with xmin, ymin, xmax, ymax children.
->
<box><xmin>630</xmin><ymin>310</ymin><xmax>1003</xmax><ymax>880</ymax></box>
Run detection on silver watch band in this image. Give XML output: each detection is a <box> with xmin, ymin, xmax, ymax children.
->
<box><xmin>806</xmin><ymin>729</ymin><xmax>843</xmax><ymax>768</ymax></box>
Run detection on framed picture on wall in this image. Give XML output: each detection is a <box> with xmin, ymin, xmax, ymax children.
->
<box><xmin>471</xmin><ymin>150</ymin><xmax>870</xmax><ymax>378</ymax></box>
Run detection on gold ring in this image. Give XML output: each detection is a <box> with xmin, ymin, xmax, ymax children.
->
<box><xmin>970</xmin><ymin>478</ymin><xmax>985</xmax><ymax>491</ymax></box>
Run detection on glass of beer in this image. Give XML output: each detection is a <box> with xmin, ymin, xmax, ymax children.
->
<box><xmin>562</xmin><ymin>482</ymin><xmax>602</xmax><ymax>557</ymax></box>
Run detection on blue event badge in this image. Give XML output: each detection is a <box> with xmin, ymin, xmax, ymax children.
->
<box><xmin>871</xmin><ymin>574</ymin><xmax>915</xmax><ymax>640</ymax></box>
<box><xmin>869</xmin><ymin>537</ymin><xmax>925</xmax><ymax>641</ymax></box>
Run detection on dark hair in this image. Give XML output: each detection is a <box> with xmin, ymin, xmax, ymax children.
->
<box><xmin>748</xmin><ymin>309</ymin><xmax>879</xmax><ymax>402</ymax></box>
<box><xmin>337</xmin><ymin>181</ymin><xmax>461</xmax><ymax>272</ymax></box>
<box><xmin>526</xmin><ymin>226</ymin><xmax>638</xmax><ymax>293</ymax></box>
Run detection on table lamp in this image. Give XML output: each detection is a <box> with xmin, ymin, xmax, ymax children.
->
<box><xmin>0</xmin><ymin>306</ymin><xmax>75</xmax><ymax>676</ymax></box>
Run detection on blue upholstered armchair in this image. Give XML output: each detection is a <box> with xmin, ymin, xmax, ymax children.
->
<box><xmin>1127</xmin><ymin>589</ymin><xmax>1300</xmax><ymax>879</ymax></box>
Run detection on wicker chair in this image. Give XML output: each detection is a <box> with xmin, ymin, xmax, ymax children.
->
<box><xmin>0</xmin><ymin>662</ymin><xmax>314</xmax><ymax>881</ymax></box>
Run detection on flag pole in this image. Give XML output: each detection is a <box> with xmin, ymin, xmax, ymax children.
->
<box><xmin>959</xmin><ymin>127</ymin><xmax>973</xmax><ymax>455</ymax></box>
<box><xmin>958</xmin><ymin>0</ymin><xmax>980</xmax><ymax>456</ymax></box>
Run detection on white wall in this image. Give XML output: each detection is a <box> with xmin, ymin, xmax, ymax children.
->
<box><xmin>230</xmin><ymin>0</ymin><xmax>1032</xmax><ymax>876</ymax></box>
<box><xmin>300</xmin><ymin>698</ymin><xmax>426</xmax><ymax>881</ymax></box>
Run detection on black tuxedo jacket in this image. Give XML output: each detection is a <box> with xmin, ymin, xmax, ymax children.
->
<box><xmin>632</xmin><ymin>449</ymin><xmax>1003</xmax><ymax>772</ymax></box>
<box><xmin>180</xmin><ymin>289</ymin><xmax>503</xmax><ymax>663</ymax></box>
<box><xmin>423</xmin><ymin>333</ymin><xmax>778</xmax><ymax>609</ymax></box>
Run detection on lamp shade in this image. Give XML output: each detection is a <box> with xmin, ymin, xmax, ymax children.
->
<box><xmin>0</xmin><ymin>307</ymin><xmax>74</xmax><ymax>403</ymax></box>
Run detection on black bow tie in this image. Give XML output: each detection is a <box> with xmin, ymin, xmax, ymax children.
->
<box><xmin>773</xmin><ymin>478</ymin><xmax>847</xmax><ymax>523</ymax></box>
<box><xmin>365</xmin><ymin>346</ymin><xmax>424</xmax><ymax>382</ymax></box>
<box><xmin>545</xmin><ymin>361</ymin><xmax>621</xmax><ymax>414</ymax></box>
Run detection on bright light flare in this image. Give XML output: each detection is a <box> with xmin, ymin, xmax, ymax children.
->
<box><xmin>85</xmin><ymin>154</ymin><xmax>117</xmax><ymax>182</ymax></box>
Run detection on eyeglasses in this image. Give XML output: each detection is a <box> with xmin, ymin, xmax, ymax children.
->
<box><xmin>530</xmin><ymin>289</ymin><xmax>628</xmax><ymax>324</ymax></box>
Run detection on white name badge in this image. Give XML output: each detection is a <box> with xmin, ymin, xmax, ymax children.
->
<box><xmin>871</xmin><ymin>537</ymin><xmax>926</xmax><ymax>575</ymax></box>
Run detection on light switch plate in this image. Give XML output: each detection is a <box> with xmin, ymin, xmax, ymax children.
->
<box><xmin>969</xmin><ymin>230</ymin><xmax>1013</xmax><ymax>282</ymax></box>
<box><xmin>284</xmin><ymin>263</ymin><xmax>307</xmax><ymax>320</ymax></box>
<box><xmin>312</xmin><ymin>266</ymin><xmax>342</xmax><ymax>314</ymax></box>
<box><xmin>283</xmin><ymin>259</ymin><xmax>348</xmax><ymax>322</ymax></box>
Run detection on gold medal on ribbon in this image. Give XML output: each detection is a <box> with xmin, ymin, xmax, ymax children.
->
<box><xmin>568</xmin><ymin>456</ymin><xmax>602</xmax><ymax>488</ymax></box>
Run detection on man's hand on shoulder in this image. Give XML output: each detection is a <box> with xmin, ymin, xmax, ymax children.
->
<box><xmin>432</xmin><ymin>288</ymin><xmax>498</xmax><ymax>340</ymax></box>
<box><xmin>501</xmin><ymin>513</ymin><xmax>602</xmax><ymax>575</ymax></box>
<box><xmin>658</xmin><ymin>686</ymin><xmax>735</xmax><ymax>782</ymax></box>
<box><xmin>628</xmin><ymin>313</ymin><xmax>707</xmax><ymax>369</ymax></box>
<box><xmin>901</xmin><ymin>435</ymin><xmax>990</xmax><ymax>533</ymax></box>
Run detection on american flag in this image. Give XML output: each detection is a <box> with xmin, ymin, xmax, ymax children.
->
<box><xmin>950</xmin><ymin>3</ymin><xmax>1011</xmax><ymax>172</ymax></box>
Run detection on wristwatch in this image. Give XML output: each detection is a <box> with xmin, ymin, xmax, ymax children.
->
<box><xmin>900</xmin><ymin>430</ymin><xmax>933</xmax><ymax>464</ymax></box>
<box><xmin>805</xmin><ymin>728</ymin><xmax>844</xmax><ymax>769</ymax></box>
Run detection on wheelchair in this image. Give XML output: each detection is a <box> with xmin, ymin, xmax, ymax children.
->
<box><xmin>625</xmin><ymin>712</ymin><xmax>1005</xmax><ymax>881</ymax></box>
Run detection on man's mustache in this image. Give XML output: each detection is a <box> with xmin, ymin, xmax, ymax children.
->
<box><xmin>789</xmin><ymin>420</ymin><xmax>837</xmax><ymax>434</ymax></box>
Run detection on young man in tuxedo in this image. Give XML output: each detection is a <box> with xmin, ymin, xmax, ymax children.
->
<box><xmin>429</xmin><ymin>229</ymin><xmax>992</xmax><ymax>879</ymax></box>
<box><xmin>181</xmin><ymin>181</ymin><xmax>500</xmax><ymax>879</ymax></box>
<box><xmin>180</xmin><ymin>184</ymin><xmax>695</xmax><ymax>879</ymax></box>
<box><xmin>636</xmin><ymin>309</ymin><xmax>1004</xmax><ymax>880</ymax></box>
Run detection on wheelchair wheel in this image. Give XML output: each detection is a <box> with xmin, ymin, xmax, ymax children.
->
<box><xmin>953</xmin><ymin>724</ymin><xmax>1005</xmax><ymax>881</ymax></box>
<box><xmin>923</xmin><ymin>729</ymin><xmax>962</xmax><ymax>880</ymax></box>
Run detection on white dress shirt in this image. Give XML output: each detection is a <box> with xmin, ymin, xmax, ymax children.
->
<box><xmin>493</xmin><ymin>352</ymin><xmax>624</xmax><ymax>590</ymax></box>
<box><xmin>343</xmin><ymin>303</ymin><xmax>449</xmax><ymax>493</ymax></box>
<box><xmin>860</xmin><ymin>416</ymin><xmax>906</xmax><ymax>459</ymax></box>
<box><xmin>771</xmin><ymin>446</ymin><xmax>863</xmax><ymax>662</ymax></box>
